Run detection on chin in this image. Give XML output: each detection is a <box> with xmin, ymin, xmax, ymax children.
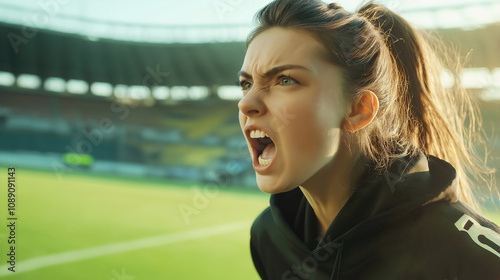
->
<box><xmin>255</xmin><ymin>174</ymin><xmax>296</xmax><ymax>194</ymax></box>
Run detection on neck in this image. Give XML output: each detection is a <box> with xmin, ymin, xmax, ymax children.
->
<box><xmin>299</xmin><ymin>142</ymin><xmax>367</xmax><ymax>238</ymax></box>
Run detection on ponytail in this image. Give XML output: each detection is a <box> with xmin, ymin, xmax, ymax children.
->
<box><xmin>358</xmin><ymin>3</ymin><xmax>496</xmax><ymax>211</ymax></box>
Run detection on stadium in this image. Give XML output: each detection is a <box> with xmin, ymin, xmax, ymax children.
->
<box><xmin>0</xmin><ymin>0</ymin><xmax>499</xmax><ymax>279</ymax></box>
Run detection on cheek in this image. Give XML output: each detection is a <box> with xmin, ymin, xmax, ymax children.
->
<box><xmin>277</xmin><ymin>92</ymin><xmax>342</xmax><ymax>167</ymax></box>
<box><xmin>277</xmin><ymin>98</ymin><xmax>327</xmax><ymax>154</ymax></box>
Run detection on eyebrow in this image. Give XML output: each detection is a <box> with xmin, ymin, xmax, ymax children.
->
<box><xmin>237</xmin><ymin>64</ymin><xmax>310</xmax><ymax>80</ymax></box>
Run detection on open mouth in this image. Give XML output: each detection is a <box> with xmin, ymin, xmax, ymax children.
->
<box><xmin>247</xmin><ymin>129</ymin><xmax>276</xmax><ymax>167</ymax></box>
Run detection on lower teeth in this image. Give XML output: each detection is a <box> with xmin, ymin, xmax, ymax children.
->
<box><xmin>258</xmin><ymin>154</ymin><xmax>272</xmax><ymax>166</ymax></box>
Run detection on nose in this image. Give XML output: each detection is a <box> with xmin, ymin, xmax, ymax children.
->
<box><xmin>238</xmin><ymin>90</ymin><xmax>266</xmax><ymax>117</ymax></box>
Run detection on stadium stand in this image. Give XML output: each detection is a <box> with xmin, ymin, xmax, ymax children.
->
<box><xmin>0</xmin><ymin>21</ymin><xmax>499</xmax><ymax>189</ymax></box>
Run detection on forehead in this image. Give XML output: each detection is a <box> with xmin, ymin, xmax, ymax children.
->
<box><xmin>242</xmin><ymin>27</ymin><xmax>326</xmax><ymax>74</ymax></box>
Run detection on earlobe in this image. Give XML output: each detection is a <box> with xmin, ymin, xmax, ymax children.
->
<box><xmin>342</xmin><ymin>90</ymin><xmax>379</xmax><ymax>132</ymax></box>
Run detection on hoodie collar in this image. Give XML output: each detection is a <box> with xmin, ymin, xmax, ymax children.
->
<box><xmin>270</xmin><ymin>149</ymin><xmax>459</xmax><ymax>250</ymax></box>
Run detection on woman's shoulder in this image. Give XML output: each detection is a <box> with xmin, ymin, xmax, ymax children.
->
<box><xmin>414</xmin><ymin>201</ymin><xmax>500</xmax><ymax>275</ymax></box>
<box><xmin>420</xmin><ymin>200</ymin><xmax>500</xmax><ymax>241</ymax></box>
<box><xmin>344</xmin><ymin>201</ymin><xmax>500</xmax><ymax>278</ymax></box>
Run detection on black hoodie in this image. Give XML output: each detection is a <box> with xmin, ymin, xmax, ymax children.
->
<box><xmin>250</xmin><ymin>150</ymin><xmax>500</xmax><ymax>280</ymax></box>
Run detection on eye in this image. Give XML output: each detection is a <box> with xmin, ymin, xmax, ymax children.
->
<box><xmin>279</xmin><ymin>75</ymin><xmax>297</xmax><ymax>86</ymax></box>
<box><xmin>240</xmin><ymin>80</ymin><xmax>252</xmax><ymax>91</ymax></box>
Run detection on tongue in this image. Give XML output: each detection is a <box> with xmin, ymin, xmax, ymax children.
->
<box><xmin>261</xmin><ymin>142</ymin><xmax>275</xmax><ymax>160</ymax></box>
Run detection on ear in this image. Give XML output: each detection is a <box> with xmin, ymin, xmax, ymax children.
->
<box><xmin>342</xmin><ymin>90</ymin><xmax>379</xmax><ymax>132</ymax></box>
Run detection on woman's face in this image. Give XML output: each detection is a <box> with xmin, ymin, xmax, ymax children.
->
<box><xmin>238</xmin><ymin>27</ymin><xmax>348</xmax><ymax>194</ymax></box>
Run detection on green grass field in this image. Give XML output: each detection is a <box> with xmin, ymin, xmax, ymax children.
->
<box><xmin>0</xmin><ymin>168</ymin><xmax>498</xmax><ymax>279</ymax></box>
<box><xmin>0</xmin><ymin>168</ymin><xmax>269</xmax><ymax>279</ymax></box>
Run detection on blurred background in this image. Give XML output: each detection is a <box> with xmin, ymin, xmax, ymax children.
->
<box><xmin>0</xmin><ymin>0</ymin><xmax>499</xmax><ymax>279</ymax></box>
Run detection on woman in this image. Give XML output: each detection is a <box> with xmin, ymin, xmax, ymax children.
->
<box><xmin>237</xmin><ymin>0</ymin><xmax>500</xmax><ymax>279</ymax></box>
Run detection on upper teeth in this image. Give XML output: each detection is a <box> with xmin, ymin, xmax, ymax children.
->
<box><xmin>250</xmin><ymin>130</ymin><xmax>269</xmax><ymax>138</ymax></box>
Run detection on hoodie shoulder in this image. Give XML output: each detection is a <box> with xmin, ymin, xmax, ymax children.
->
<box><xmin>440</xmin><ymin>201</ymin><xmax>500</xmax><ymax>232</ymax></box>
<box><xmin>420</xmin><ymin>201</ymin><xmax>500</xmax><ymax>278</ymax></box>
<box><xmin>433</xmin><ymin>201</ymin><xmax>500</xmax><ymax>254</ymax></box>
<box><xmin>250</xmin><ymin>206</ymin><xmax>273</xmax><ymax>238</ymax></box>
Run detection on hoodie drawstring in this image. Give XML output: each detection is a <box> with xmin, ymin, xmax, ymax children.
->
<box><xmin>330</xmin><ymin>240</ymin><xmax>344</xmax><ymax>280</ymax></box>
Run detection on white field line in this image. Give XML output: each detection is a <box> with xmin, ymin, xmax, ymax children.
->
<box><xmin>0</xmin><ymin>220</ymin><xmax>251</xmax><ymax>277</ymax></box>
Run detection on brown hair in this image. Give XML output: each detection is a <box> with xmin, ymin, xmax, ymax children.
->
<box><xmin>246</xmin><ymin>0</ymin><xmax>495</xmax><ymax>211</ymax></box>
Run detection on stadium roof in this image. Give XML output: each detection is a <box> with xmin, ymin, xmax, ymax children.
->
<box><xmin>1</xmin><ymin>21</ymin><xmax>500</xmax><ymax>90</ymax></box>
<box><xmin>0</xmin><ymin>23</ymin><xmax>246</xmax><ymax>87</ymax></box>
<box><xmin>0</xmin><ymin>0</ymin><xmax>499</xmax><ymax>43</ymax></box>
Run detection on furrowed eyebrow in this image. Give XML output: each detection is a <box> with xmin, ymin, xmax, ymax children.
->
<box><xmin>237</xmin><ymin>64</ymin><xmax>310</xmax><ymax>80</ymax></box>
